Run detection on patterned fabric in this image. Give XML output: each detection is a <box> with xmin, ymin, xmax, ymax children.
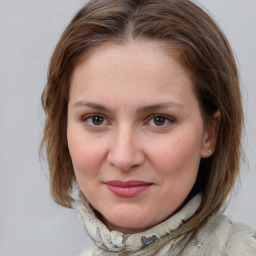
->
<box><xmin>77</xmin><ymin>194</ymin><xmax>256</xmax><ymax>255</ymax></box>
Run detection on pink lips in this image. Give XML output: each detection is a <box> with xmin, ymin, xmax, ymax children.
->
<box><xmin>104</xmin><ymin>180</ymin><xmax>153</xmax><ymax>197</ymax></box>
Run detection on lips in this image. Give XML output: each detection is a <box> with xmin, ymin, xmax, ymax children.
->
<box><xmin>104</xmin><ymin>180</ymin><xmax>153</xmax><ymax>197</ymax></box>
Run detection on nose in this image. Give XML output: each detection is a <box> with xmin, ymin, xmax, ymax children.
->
<box><xmin>107</xmin><ymin>126</ymin><xmax>145</xmax><ymax>171</ymax></box>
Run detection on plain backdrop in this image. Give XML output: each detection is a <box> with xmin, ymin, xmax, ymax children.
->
<box><xmin>0</xmin><ymin>0</ymin><xmax>255</xmax><ymax>255</ymax></box>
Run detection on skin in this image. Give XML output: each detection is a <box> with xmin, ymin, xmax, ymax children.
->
<box><xmin>67</xmin><ymin>40</ymin><xmax>219</xmax><ymax>234</ymax></box>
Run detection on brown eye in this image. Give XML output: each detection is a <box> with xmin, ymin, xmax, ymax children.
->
<box><xmin>146</xmin><ymin>114</ymin><xmax>175</xmax><ymax>127</ymax></box>
<box><xmin>84</xmin><ymin>115</ymin><xmax>108</xmax><ymax>126</ymax></box>
<box><xmin>153</xmin><ymin>116</ymin><xmax>166</xmax><ymax>126</ymax></box>
<box><xmin>92</xmin><ymin>116</ymin><xmax>104</xmax><ymax>125</ymax></box>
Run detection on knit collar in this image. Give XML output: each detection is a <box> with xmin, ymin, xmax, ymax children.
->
<box><xmin>77</xmin><ymin>193</ymin><xmax>201</xmax><ymax>255</ymax></box>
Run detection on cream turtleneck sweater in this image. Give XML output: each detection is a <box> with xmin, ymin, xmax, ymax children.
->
<box><xmin>77</xmin><ymin>194</ymin><xmax>256</xmax><ymax>255</ymax></box>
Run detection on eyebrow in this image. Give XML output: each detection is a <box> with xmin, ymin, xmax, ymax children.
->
<box><xmin>72</xmin><ymin>101</ymin><xmax>184</xmax><ymax>113</ymax></box>
<box><xmin>72</xmin><ymin>101</ymin><xmax>108</xmax><ymax>111</ymax></box>
<box><xmin>136</xmin><ymin>102</ymin><xmax>184</xmax><ymax>114</ymax></box>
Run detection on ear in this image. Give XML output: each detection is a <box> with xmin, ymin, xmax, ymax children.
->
<box><xmin>200</xmin><ymin>110</ymin><xmax>221</xmax><ymax>158</ymax></box>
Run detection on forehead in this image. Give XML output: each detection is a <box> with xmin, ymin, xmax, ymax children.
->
<box><xmin>70</xmin><ymin>40</ymin><xmax>191</xmax><ymax>91</ymax></box>
<box><xmin>68</xmin><ymin>40</ymin><xmax>201</xmax><ymax>118</ymax></box>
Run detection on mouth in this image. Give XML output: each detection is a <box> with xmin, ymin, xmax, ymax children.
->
<box><xmin>103</xmin><ymin>180</ymin><xmax>153</xmax><ymax>197</ymax></box>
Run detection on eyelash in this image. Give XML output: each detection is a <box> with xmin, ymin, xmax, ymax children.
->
<box><xmin>81</xmin><ymin>114</ymin><xmax>175</xmax><ymax>128</ymax></box>
<box><xmin>145</xmin><ymin>114</ymin><xmax>175</xmax><ymax>127</ymax></box>
<box><xmin>82</xmin><ymin>114</ymin><xmax>110</xmax><ymax>127</ymax></box>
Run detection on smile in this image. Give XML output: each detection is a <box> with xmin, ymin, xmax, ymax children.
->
<box><xmin>104</xmin><ymin>180</ymin><xmax>153</xmax><ymax>197</ymax></box>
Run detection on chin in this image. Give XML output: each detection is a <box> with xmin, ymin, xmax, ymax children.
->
<box><xmin>106</xmin><ymin>218</ymin><xmax>153</xmax><ymax>234</ymax></box>
<box><xmin>100</xmin><ymin>208</ymin><xmax>160</xmax><ymax>234</ymax></box>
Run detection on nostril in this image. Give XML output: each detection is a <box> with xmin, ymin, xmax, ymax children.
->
<box><xmin>107</xmin><ymin>129</ymin><xmax>145</xmax><ymax>171</ymax></box>
<box><xmin>107</xmin><ymin>154</ymin><xmax>138</xmax><ymax>171</ymax></box>
<box><xmin>107</xmin><ymin>147</ymin><xmax>144</xmax><ymax>171</ymax></box>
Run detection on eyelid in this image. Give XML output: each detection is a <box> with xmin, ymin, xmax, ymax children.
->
<box><xmin>144</xmin><ymin>114</ymin><xmax>176</xmax><ymax>126</ymax></box>
<box><xmin>81</xmin><ymin>113</ymin><xmax>175</xmax><ymax>127</ymax></box>
<box><xmin>82</xmin><ymin>113</ymin><xmax>104</xmax><ymax>120</ymax></box>
<box><xmin>82</xmin><ymin>113</ymin><xmax>111</xmax><ymax>126</ymax></box>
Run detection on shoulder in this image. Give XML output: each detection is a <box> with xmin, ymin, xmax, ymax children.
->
<box><xmin>225</xmin><ymin>219</ymin><xmax>256</xmax><ymax>255</ymax></box>
<box><xmin>183</xmin><ymin>215</ymin><xmax>256</xmax><ymax>256</ymax></box>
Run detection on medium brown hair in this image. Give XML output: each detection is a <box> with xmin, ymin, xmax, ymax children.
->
<box><xmin>41</xmin><ymin>0</ymin><xmax>243</xmax><ymax>236</ymax></box>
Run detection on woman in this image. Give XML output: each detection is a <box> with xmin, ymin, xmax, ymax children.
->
<box><xmin>41</xmin><ymin>0</ymin><xmax>256</xmax><ymax>255</ymax></box>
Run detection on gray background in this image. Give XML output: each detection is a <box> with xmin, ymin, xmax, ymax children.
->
<box><xmin>0</xmin><ymin>0</ymin><xmax>255</xmax><ymax>255</ymax></box>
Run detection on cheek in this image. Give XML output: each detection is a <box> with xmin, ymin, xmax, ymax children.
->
<box><xmin>67</xmin><ymin>128</ymin><xmax>105</xmax><ymax>178</ymax></box>
<box><xmin>147</xmin><ymin>134</ymin><xmax>202</xmax><ymax>178</ymax></box>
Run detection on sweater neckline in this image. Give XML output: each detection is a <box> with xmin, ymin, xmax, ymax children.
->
<box><xmin>77</xmin><ymin>193</ymin><xmax>201</xmax><ymax>253</ymax></box>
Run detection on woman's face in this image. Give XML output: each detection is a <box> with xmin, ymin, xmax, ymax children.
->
<box><xmin>67</xmin><ymin>40</ymin><xmax>215</xmax><ymax>234</ymax></box>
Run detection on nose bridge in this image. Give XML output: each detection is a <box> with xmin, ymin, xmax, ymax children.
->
<box><xmin>107</xmin><ymin>124</ymin><xmax>144</xmax><ymax>171</ymax></box>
